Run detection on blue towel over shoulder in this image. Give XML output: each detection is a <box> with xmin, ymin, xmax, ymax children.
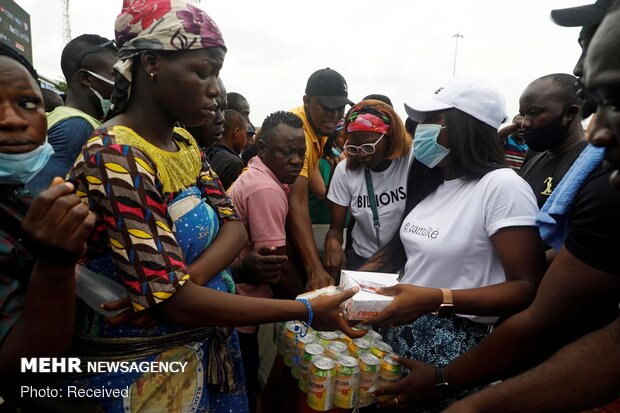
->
<box><xmin>536</xmin><ymin>144</ymin><xmax>605</xmax><ymax>250</ymax></box>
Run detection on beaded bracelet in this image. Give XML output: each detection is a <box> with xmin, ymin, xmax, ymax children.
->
<box><xmin>295</xmin><ymin>298</ymin><xmax>313</xmax><ymax>338</ymax></box>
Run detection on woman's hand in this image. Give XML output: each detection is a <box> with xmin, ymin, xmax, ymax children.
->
<box><xmin>309</xmin><ymin>287</ymin><xmax>366</xmax><ymax>339</ymax></box>
<box><xmin>372</xmin><ymin>356</ymin><xmax>438</xmax><ymax>411</ymax></box>
<box><xmin>366</xmin><ymin>284</ymin><xmax>442</xmax><ymax>327</ymax></box>
<box><xmin>323</xmin><ymin>236</ymin><xmax>346</xmax><ymax>277</ymax></box>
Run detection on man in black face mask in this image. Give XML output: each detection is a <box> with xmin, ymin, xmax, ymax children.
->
<box><xmin>518</xmin><ymin>73</ymin><xmax>587</xmax><ymax>209</ymax></box>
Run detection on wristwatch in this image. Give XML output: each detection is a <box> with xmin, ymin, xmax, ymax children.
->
<box><xmin>434</xmin><ymin>366</ymin><xmax>451</xmax><ymax>394</ymax></box>
<box><xmin>436</xmin><ymin>288</ymin><xmax>454</xmax><ymax>318</ymax></box>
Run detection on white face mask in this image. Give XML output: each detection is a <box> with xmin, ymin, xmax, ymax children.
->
<box><xmin>0</xmin><ymin>142</ymin><xmax>55</xmax><ymax>185</ymax></box>
<box><xmin>85</xmin><ymin>70</ymin><xmax>114</xmax><ymax>115</ymax></box>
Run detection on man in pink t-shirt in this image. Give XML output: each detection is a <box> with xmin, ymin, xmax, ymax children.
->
<box><xmin>228</xmin><ymin>111</ymin><xmax>306</xmax><ymax>408</ymax></box>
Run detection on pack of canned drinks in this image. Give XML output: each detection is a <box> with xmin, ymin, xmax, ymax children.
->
<box><xmin>274</xmin><ymin>321</ymin><xmax>403</xmax><ymax>411</ymax></box>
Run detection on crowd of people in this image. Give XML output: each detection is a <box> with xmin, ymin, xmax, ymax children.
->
<box><xmin>0</xmin><ymin>0</ymin><xmax>619</xmax><ymax>412</ymax></box>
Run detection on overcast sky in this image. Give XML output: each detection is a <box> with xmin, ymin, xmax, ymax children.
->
<box><xmin>15</xmin><ymin>0</ymin><xmax>587</xmax><ymax>125</ymax></box>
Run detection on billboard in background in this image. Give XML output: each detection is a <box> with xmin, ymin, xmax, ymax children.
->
<box><xmin>0</xmin><ymin>0</ymin><xmax>32</xmax><ymax>63</ymax></box>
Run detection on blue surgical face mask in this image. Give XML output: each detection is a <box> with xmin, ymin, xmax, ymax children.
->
<box><xmin>0</xmin><ymin>142</ymin><xmax>55</xmax><ymax>185</ymax></box>
<box><xmin>413</xmin><ymin>124</ymin><xmax>450</xmax><ymax>168</ymax></box>
<box><xmin>331</xmin><ymin>142</ymin><xmax>342</xmax><ymax>157</ymax></box>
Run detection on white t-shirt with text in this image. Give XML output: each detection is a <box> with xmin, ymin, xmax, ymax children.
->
<box><xmin>328</xmin><ymin>146</ymin><xmax>414</xmax><ymax>258</ymax></box>
<box><xmin>399</xmin><ymin>168</ymin><xmax>538</xmax><ymax>322</ymax></box>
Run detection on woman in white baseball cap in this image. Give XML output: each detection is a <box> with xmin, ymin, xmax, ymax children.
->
<box><xmin>363</xmin><ymin>76</ymin><xmax>547</xmax><ymax>412</ymax></box>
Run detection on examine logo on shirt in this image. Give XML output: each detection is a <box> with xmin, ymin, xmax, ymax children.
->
<box><xmin>357</xmin><ymin>187</ymin><xmax>406</xmax><ymax>208</ymax></box>
<box><xmin>402</xmin><ymin>222</ymin><xmax>440</xmax><ymax>240</ymax></box>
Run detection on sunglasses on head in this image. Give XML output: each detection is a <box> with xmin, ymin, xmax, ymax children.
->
<box><xmin>348</xmin><ymin>105</ymin><xmax>391</xmax><ymax>125</ymax></box>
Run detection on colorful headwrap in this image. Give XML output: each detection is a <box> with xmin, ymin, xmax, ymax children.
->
<box><xmin>346</xmin><ymin>105</ymin><xmax>391</xmax><ymax>134</ymax></box>
<box><xmin>113</xmin><ymin>0</ymin><xmax>225</xmax><ymax>83</ymax></box>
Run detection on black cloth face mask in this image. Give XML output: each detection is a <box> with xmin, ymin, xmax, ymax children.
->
<box><xmin>523</xmin><ymin>108</ymin><xmax>571</xmax><ymax>152</ymax></box>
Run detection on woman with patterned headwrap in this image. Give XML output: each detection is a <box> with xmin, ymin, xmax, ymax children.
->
<box><xmin>324</xmin><ymin>100</ymin><xmax>413</xmax><ymax>273</ymax></box>
<box><xmin>60</xmin><ymin>1</ymin><xmax>363</xmax><ymax>412</ymax></box>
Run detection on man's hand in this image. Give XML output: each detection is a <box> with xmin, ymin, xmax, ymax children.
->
<box><xmin>306</xmin><ymin>267</ymin><xmax>334</xmax><ymax>291</ymax></box>
<box><xmin>22</xmin><ymin>178</ymin><xmax>95</xmax><ymax>266</ymax></box>
<box><xmin>323</xmin><ymin>237</ymin><xmax>346</xmax><ymax>278</ymax></box>
<box><xmin>239</xmin><ymin>246</ymin><xmax>288</xmax><ymax>285</ymax></box>
<box><xmin>372</xmin><ymin>357</ymin><xmax>437</xmax><ymax>411</ymax></box>
<box><xmin>366</xmin><ymin>284</ymin><xmax>442</xmax><ymax>327</ymax></box>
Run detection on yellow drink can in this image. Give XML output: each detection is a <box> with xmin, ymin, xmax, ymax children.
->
<box><xmin>307</xmin><ymin>356</ymin><xmax>336</xmax><ymax>411</ymax></box>
<box><xmin>334</xmin><ymin>355</ymin><xmax>360</xmax><ymax>409</ymax></box>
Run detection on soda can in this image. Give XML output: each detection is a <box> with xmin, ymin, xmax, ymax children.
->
<box><xmin>364</xmin><ymin>329</ymin><xmax>383</xmax><ymax>345</ymax></box>
<box><xmin>377</xmin><ymin>354</ymin><xmax>403</xmax><ymax>401</ymax></box>
<box><xmin>334</xmin><ymin>355</ymin><xmax>360</xmax><ymax>409</ymax></box>
<box><xmin>275</xmin><ymin>321</ymin><xmax>290</xmax><ymax>355</ymax></box>
<box><xmin>370</xmin><ymin>340</ymin><xmax>393</xmax><ymax>360</ymax></box>
<box><xmin>284</xmin><ymin>323</ymin><xmax>302</xmax><ymax>367</ymax></box>
<box><xmin>341</xmin><ymin>326</ymin><xmax>365</xmax><ymax>345</ymax></box>
<box><xmin>292</xmin><ymin>334</ymin><xmax>316</xmax><ymax>379</ymax></box>
<box><xmin>317</xmin><ymin>331</ymin><xmax>339</xmax><ymax>347</ymax></box>
<box><xmin>325</xmin><ymin>341</ymin><xmax>348</xmax><ymax>360</ymax></box>
<box><xmin>307</xmin><ymin>356</ymin><xmax>336</xmax><ymax>411</ymax></box>
<box><xmin>358</xmin><ymin>352</ymin><xmax>381</xmax><ymax>407</ymax></box>
<box><xmin>348</xmin><ymin>337</ymin><xmax>371</xmax><ymax>357</ymax></box>
<box><xmin>299</xmin><ymin>343</ymin><xmax>325</xmax><ymax>392</ymax></box>
<box><xmin>332</xmin><ymin>330</ymin><xmax>345</xmax><ymax>342</ymax></box>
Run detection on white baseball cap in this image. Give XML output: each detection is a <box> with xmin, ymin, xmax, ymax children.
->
<box><xmin>404</xmin><ymin>76</ymin><xmax>507</xmax><ymax>130</ymax></box>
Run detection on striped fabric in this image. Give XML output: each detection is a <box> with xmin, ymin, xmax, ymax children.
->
<box><xmin>68</xmin><ymin>126</ymin><xmax>239</xmax><ymax>311</ymax></box>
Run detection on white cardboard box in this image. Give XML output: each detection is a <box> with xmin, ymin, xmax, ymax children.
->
<box><xmin>339</xmin><ymin>270</ymin><xmax>399</xmax><ymax>321</ymax></box>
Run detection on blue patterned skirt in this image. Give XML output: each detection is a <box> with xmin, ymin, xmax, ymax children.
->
<box><xmin>379</xmin><ymin>314</ymin><xmax>492</xmax><ymax>413</ymax></box>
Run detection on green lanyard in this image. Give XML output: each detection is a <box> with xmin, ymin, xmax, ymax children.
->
<box><xmin>364</xmin><ymin>168</ymin><xmax>381</xmax><ymax>249</ymax></box>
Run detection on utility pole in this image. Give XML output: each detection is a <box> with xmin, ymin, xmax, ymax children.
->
<box><xmin>452</xmin><ymin>33</ymin><xmax>464</xmax><ymax>78</ymax></box>
<box><xmin>61</xmin><ymin>0</ymin><xmax>71</xmax><ymax>44</ymax></box>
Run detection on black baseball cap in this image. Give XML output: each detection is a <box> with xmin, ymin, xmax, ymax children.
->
<box><xmin>305</xmin><ymin>68</ymin><xmax>353</xmax><ymax>109</ymax></box>
<box><xmin>247</xmin><ymin>123</ymin><xmax>256</xmax><ymax>137</ymax></box>
<box><xmin>550</xmin><ymin>0</ymin><xmax>614</xmax><ymax>27</ymax></box>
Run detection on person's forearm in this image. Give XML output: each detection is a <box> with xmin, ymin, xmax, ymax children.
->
<box><xmin>288</xmin><ymin>199</ymin><xmax>323</xmax><ymax>274</ymax></box>
<box><xmin>449</xmin><ymin>316</ymin><xmax>620</xmax><ymax>413</ymax></box>
<box><xmin>309</xmin><ymin>168</ymin><xmax>327</xmax><ymax>200</ymax></box>
<box><xmin>325</xmin><ymin>228</ymin><xmax>344</xmax><ymax>246</ymax></box>
<box><xmin>189</xmin><ymin>220</ymin><xmax>247</xmax><ymax>285</ymax></box>
<box><xmin>160</xmin><ymin>281</ymin><xmax>307</xmax><ymax>327</ymax></box>
<box><xmin>497</xmin><ymin>124</ymin><xmax>518</xmax><ymax>142</ymax></box>
<box><xmin>0</xmin><ymin>261</ymin><xmax>76</xmax><ymax>371</ymax></box>
<box><xmin>451</xmin><ymin>280</ymin><xmax>537</xmax><ymax>317</ymax></box>
<box><xmin>445</xmin><ymin>308</ymin><xmax>559</xmax><ymax>390</ymax></box>
<box><xmin>272</xmin><ymin>254</ymin><xmax>304</xmax><ymax>299</ymax></box>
